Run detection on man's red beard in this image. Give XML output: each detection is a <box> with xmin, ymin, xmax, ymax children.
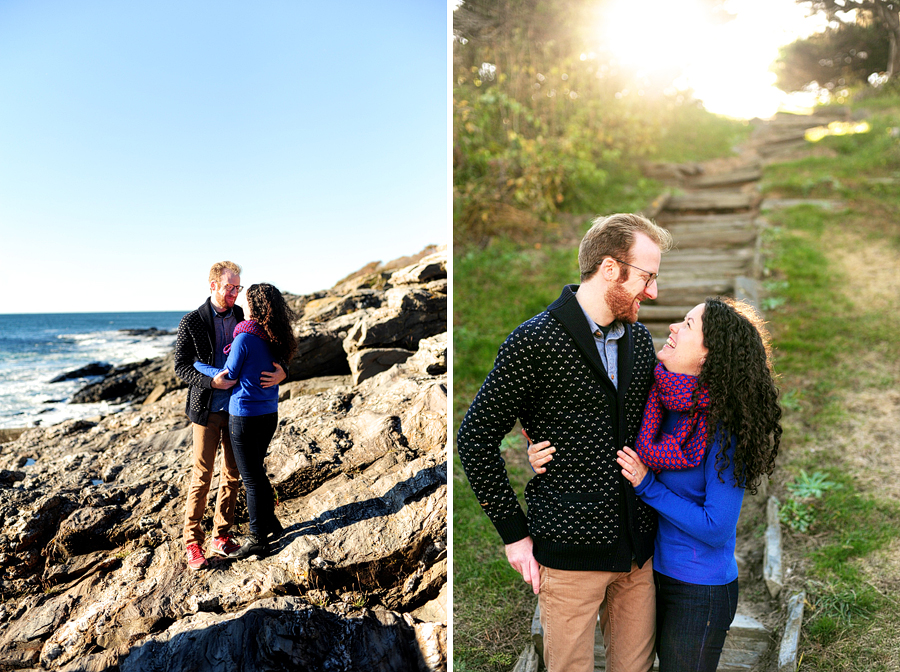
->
<box><xmin>606</xmin><ymin>280</ymin><xmax>644</xmax><ymax>324</ymax></box>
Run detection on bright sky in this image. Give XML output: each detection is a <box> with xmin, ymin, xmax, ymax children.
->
<box><xmin>0</xmin><ymin>1</ymin><xmax>448</xmax><ymax>314</ymax></box>
<box><xmin>600</xmin><ymin>0</ymin><xmax>831</xmax><ymax>118</ymax></box>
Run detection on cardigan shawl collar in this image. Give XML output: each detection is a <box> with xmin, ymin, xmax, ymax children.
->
<box><xmin>547</xmin><ymin>284</ymin><xmax>634</xmax><ymax>401</ymax></box>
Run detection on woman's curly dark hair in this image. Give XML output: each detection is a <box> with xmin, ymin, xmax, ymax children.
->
<box><xmin>694</xmin><ymin>297</ymin><xmax>782</xmax><ymax>495</ymax></box>
<box><xmin>246</xmin><ymin>283</ymin><xmax>297</xmax><ymax>366</ymax></box>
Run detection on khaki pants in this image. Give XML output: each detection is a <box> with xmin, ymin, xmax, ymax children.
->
<box><xmin>539</xmin><ymin>560</ymin><xmax>656</xmax><ymax>672</ymax></box>
<box><xmin>182</xmin><ymin>411</ymin><xmax>241</xmax><ymax>547</ymax></box>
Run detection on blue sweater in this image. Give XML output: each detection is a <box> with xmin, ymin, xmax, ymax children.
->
<box><xmin>634</xmin><ymin>411</ymin><xmax>744</xmax><ymax>585</ymax></box>
<box><xmin>193</xmin><ymin>332</ymin><xmax>278</xmax><ymax>417</ymax></box>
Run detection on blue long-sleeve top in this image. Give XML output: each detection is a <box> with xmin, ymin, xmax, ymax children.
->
<box><xmin>634</xmin><ymin>410</ymin><xmax>744</xmax><ymax>585</ymax></box>
<box><xmin>193</xmin><ymin>332</ymin><xmax>278</xmax><ymax>417</ymax></box>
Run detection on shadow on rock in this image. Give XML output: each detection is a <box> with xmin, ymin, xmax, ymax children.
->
<box><xmin>120</xmin><ymin>597</ymin><xmax>444</xmax><ymax>672</ymax></box>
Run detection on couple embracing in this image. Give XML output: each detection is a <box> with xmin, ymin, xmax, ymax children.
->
<box><xmin>174</xmin><ymin>261</ymin><xmax>297</xmax><ymax>570</ymax></box>
<box><xmin>458</xmin><ymin>214</ymin><xmax>782</xmax><ymax>672</ymax></box>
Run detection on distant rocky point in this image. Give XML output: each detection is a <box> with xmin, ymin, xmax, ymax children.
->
<box><xmin>0</xmin><ymin>247</ymin><xmax>447</xmax><ymax>671</ymax></box>
<box><xmin>117</xmin><ymin>327</ymin><xmax>174</xmax><ymax>337</ymax></box>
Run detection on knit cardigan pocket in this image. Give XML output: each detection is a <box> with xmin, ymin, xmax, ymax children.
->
<box><xmin>529</xmin><ymin>486</ymin><xmax>622</xmax><ymax>546</ymax></box>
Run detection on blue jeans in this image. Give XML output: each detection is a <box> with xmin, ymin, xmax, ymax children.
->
<box><xmin>655</xmin><ymin>571</ymin><xmax>739</xmax><ymax>672</ymax></box>
<box><xmin>229</xmin><ymin>412</ymin><xmax>278</xmax><ymax>538</ymax></box>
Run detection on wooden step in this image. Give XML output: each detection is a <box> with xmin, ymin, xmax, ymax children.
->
<box><xmin>663</xmin><ymin>221</ymin><xmax>758</xmax><ymax>249</ymax></box>
<box><xmin>642</xmin><ymin>278</ymin><xmax>734</xmax><ymax>305</ymax></box>
<box><xmin>666</xmin><ymin>191</ymin><xmax>757</xmax><ymax>212</ymax></box>
<box><xmin>664</xmin><ymin>248</ymin><xmax>755</xmax><ymax>264</ymax></box>
<box><xmin>589</xmin><ymin>610</ymin><xmax>771</xmax><ymax>671</ymax></box>
<box><xmin>665</xmin><ymin>216</ymin><xmax>757</xmax><ymax>232</ymax></box>
<box><xmin>530</xmin><ymin>600</ymin><xmax>772</xmax><ymax>672</ymax></box>
<box><xmin>657</xmin><ymin>212</ymin><xmax>757</xmax><ymax>226</ymax></box>
<box><xmin>756</xmin><ymin>139</ymin><xmax>809</xmax><ymax>157</ymax></box>
<box><xmin>660</xmin><ymin>250</ymin><xmax>755</xmax><ymax>279</ymax></box>
<box><xmin>688</xmin><ymin>167</ymin><xmax>763</xmax><ymax>189</ymax></box>
<box><xmin>718</xmin><ymin>613</ymin><xmax>772</xmax><ymax>672</ymax></box>
<box><xmin>638</xmin><ymin>305</ymin><xmax>696</xmax><ymax>322</ymax></box>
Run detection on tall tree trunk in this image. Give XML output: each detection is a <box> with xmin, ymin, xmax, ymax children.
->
<box><xmin>873</xmin><ymin>2</ymin><xmax>900</xmax><ymax>77</ymax></box>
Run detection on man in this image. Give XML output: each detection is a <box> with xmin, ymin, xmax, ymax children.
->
<box><xmin>457</xmin><ymin>213</ymin><xmax>673</xmax><ymax>672</ymax></box>
<box><xmin>174</xmin><ymin>261</ymin><xmax>287</xmax><ymax>571</ymax></box>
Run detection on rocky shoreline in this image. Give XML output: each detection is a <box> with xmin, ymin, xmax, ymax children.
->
<box><xmin>0</xmin><ymin>248</ymin><xmax>447</xmax><ymax>671</ymax></box>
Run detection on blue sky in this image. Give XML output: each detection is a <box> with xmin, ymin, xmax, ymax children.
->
<box><xmin>0</xmin><ymin>1</ymin><xmax>448</xmax><ymax>313</ymax></box>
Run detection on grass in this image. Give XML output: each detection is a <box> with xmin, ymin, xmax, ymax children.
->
<box><xmin>652</xmin><ymin>107</ymin><xmax>754</xmax><ymax>163</ymax></box>
<box><xmin>454</xmin><ymin>453</ymin><xmax>537</xmax><ymax>671</ymax></box>
<box><xmin>454</xmin><ymin>241</ymin><xmax>578</xmax><ymax>429</ymax></box>
<box><xmin>759</xmin><ymin>106</ymin><xmax>900</xmax><ymax>670</ymax></box>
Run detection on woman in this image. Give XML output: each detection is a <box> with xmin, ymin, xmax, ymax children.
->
<box><xmin>194</xmin><ymin>283</ymin><xmax>297</xmax><ymax>559</ymax></box>
<box><xmin>528</xmin><ymin>297</ymin><xmax>781</xmax><ymax>672</ymax></box>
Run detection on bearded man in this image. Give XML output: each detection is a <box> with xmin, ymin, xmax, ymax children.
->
<box><xmin>457</xmin><ymin>213</ymin><xmax>672</xmax><ymax>672</ymax></box>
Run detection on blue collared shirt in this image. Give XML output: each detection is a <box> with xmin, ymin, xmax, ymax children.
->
<box><xmin>579</xmin><ymin>304</ymin><xmax>625</xmax><ymax>389</ymax></box>
<box><xmin>209</xmin><ymin>307</ymin><xmax>238</xmax><ymax>413</ymax></box>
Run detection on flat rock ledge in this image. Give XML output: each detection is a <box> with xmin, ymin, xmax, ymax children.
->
<box><xmin>0</xmin><ymin>329</ymin><xmax>447</xmax><ymax>670</ymax></box>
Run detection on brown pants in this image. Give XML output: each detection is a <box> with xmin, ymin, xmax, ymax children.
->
<box><xmin>539</xmin><ymin>560</ymin><xmax>656</xmax><ymax>672</ymax></box>
<box><xmin>182</xmin><ymin>412</ymin><xmax>241</xmax><ymax>547</ymax></box>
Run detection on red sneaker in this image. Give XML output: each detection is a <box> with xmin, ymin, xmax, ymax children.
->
<box><xmin>186</xmin><ymin>543</ymin><xmax>208</xmax><ymax>571</ymax></box>
<box><xmin>211</xmin><ymin>535</ymin><xmax>242</xmax><ymax>558</ymax></box>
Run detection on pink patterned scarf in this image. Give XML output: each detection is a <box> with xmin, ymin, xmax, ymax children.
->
<box><xmin>635</xmin><ymin>362</ymin><xmax>710</xmax><ymax>471</ymax></box>
<box><xmin>223</xmin><ymin>319</ymin><xmax>269</xmax><ymax>354</ymax></box>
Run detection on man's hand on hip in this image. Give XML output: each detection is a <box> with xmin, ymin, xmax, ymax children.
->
<box><xmin>260</xmin><ymin>362</ymin><xmax>287</xmax><ymax>388</ymax></box>
<box><xmin>211</xmin><ymin>370</ymin><xmax>237</xmax><ymax>390</ymax></box>
<box><xmin>505</xmin><ymin>536</ymin><xmax>541</xmax><ymax>594</ymax></box>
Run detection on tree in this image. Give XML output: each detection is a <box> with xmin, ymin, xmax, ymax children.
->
<box><xmin>799</xmin><ymin>1</ymin><xmax>900</xmax><ymax>78</ymax></box>
<box><xmin>773</xmin><ymin>21</ymin><xmax>890</xmax><ymax>91</ymax></box>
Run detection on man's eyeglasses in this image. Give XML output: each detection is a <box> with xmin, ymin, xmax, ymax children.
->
<box><xmin>610</xmin><ymin>258</ymin><xmax>659</xmax><ymax>288</ymax></box>
<box><xmin>223</xmin><ymin>284</ymin><xmax>244</xmax><ymax>294</ymax></box>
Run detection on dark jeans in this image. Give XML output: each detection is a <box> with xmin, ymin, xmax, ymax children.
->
<box><xmin>229</xmin><ymin>412</ymin><xmax>278</xmax><ymax>538</ymax></box>
<box><xmin>655</xmin><ymin>571</ymin><xmax>739</xmax><ymax>672</ymax></box>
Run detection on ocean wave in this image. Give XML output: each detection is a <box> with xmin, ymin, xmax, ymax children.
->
<box><xmin>0</xmin><ymin>323</ymin><xmax>178</xmax><ymax>430</ymax></box>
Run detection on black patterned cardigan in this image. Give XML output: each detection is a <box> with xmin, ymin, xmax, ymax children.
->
<box><xmin>174</xmin><ymin>297</ymin><xmax>244</xmax><ymax>426</ymax></box>
<box><xmin>457</xmin><ymin>285</ymin><xmax>658</xmax><ymax>571</ymax></box>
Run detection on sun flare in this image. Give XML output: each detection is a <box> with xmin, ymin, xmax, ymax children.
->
<box><xmin>596</xmin><ymin>0</ymin><xmax>830</xmax><ymax>119</ymax></box>
<box><xmin>598</xmin><ymin>0</ymin><xmax>715</xmax><ymax>76</ymax></box>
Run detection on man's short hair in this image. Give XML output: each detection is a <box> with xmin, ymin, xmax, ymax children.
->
<box><xmin>208</xmin><ymin>261</ymin><xmax>242</xmax><ymax>283</ymax></box>
<box><xmin>578</xmin><ymin>213</ymin><xmax>673</xmax><ymax>282</ymax></box>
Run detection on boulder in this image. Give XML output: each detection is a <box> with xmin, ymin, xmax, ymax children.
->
<box><xmin>289</xmin><ymin>313</ymin><xmax>360</xmax><ymax>380</ymax></box>
<box><xmin>406</xmin><ymin>333</ymin><xmax>447</xmax><ymax>375</ymax></box>
<box><xmin>70</xmin><ymin>352</ymin><xmax>182</xmax><ymax>404</ymax></box>
<box><xmin>342</xmin><ymin>280</ymin><xmax>447</xmax><ymax>355</ymax></box>
<box><xmin>347</xmin><ymin>348</ymin><xmax>415</xmax><ymax>385</ymax></box>
<box><xmin>48</xmin><ymin>362</ymin><xmax>113</xmax><ymax>383</ymax></box>
<box><xmin>388</xmin><ymin>252</ymin><xmax>447</xmax><ymax>286</ymax></box>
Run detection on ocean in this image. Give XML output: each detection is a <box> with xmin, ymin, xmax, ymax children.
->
<box><xmin>0</xmin><ymin>312</ymin><xmax>186</xmax><ymax>430</ymax></box>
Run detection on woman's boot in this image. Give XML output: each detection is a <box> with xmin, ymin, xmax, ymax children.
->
<box><xmin>233</xmin><ymin>533</ymin><xmax>268</xmax><ymax>559</ymax></box>
<box><xmin>268</xmin><ymin>515</ymin><xmax>285</xmax><ymax>541</ymax></box>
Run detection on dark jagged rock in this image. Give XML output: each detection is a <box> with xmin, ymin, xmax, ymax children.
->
<box><xmin>118</xmin><ymin>327</ymin><xmax>174</xmax><ymax>337</ymax></box>
<box><xmin>48</xmin><ymin>362</ymin><xmax>113</xmax><ymax>383</ymax></box>
<box><xmin>120</xmin><ymin>597</ymin><xmax>443</xmax><ymax>672</ymax></box>
<box><xmin>289</xmin><ymin>250</ymin><xmax>446</xmax><ymax>382</ymax></box>
<box><xmin>0</xmin><ymin>469</ymin><xmax>25</xmax><ymax>485</ymax></box>
<box><xmin>70</xmin><ymin>352</ymin><xmax>182</xmax><ymax>404</ymax></box>
<box><xmin>0</xmin><ymin>248</ymin><xmax>447</xmax><ymax>672</ymax></box>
